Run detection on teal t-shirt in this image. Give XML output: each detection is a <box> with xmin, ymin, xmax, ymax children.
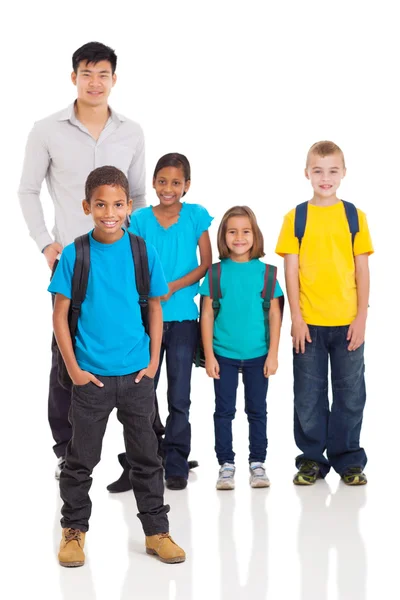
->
<box><xmin>129</xmin><ymin>202</ymin><xmax>213</xmax><ymax>322</ymax></box>
<box><xmin>199</xmin><ymin>258</ymin><xmax>284</xmax><ymax>360</ymax></box>
<box><xmin>48</xmin><ymin>230</ymin><xmax>168</xmax><ymax>376</ymax></box>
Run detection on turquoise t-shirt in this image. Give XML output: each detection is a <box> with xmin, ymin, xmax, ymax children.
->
<box><xmin>199</xmin><ymin>258</ymin><xmax>284</xmax><ymax>360</ymax></box>
<box><xmin>129</xmin><ymin>202</ymin><xmax>213</xmax><ymax>322</ymax></box>
<box><xmin>48</xmin><ymin>230</ymin><xmax>168</xmax><ymax>376</ymax></box>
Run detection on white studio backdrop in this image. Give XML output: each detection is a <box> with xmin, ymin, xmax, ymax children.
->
<box><xmin>1</xmin><ymin>1</ymin><xmax>399</xmax><ymax>598</ymax></box>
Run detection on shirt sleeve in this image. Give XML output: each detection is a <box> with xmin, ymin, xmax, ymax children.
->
<box><xmin>354</xmin><ymin>210</ymin><xmax>374</xmax><ymax>256</ymax></box>
<box><xmin>146</xmin><ymin>243</ymin><xmax>169</xmax><ymax>297</ymax></box>
<box><xmin>275</xmin><ymin>209</ymin><xmax>299</xmax><ymax>257</ymax></box>
<box><xmin>199</xmin><ymin>272</ymin><xmax>211</xmax><ymax>296</ymax></box>
<box><xmin>128</xmin><ymin>125</ymin><xmax>146</xmax><ymax>212</ymax></box>
<box><xmin>191</xmin><ymin>204</ymin><xmax>214</xmax><ymax>240</ymax></box>
<box><xmin>18</xmin><ymin>123</ymin><xmax>53</xmax><ymax>252</ymax></box>
<box><xmin>273</xmin><ymin>279</ymin><xmax>284</xmax><ymax>298</ymax></box>
<box><xmin>47</xmin><ymin>244</ymin><xmax>76</xmax><ymax>298</ymax></box>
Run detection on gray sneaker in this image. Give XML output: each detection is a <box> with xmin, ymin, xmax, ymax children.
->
<box><xmin>216</xmin><ymin>463</ymin><xmax>235</xmax><ymax>490</ymax></box>
<box><xmin>249</xmin><ymin>462</ymin><xmax>270</xmax><ymax>488</ymax></box>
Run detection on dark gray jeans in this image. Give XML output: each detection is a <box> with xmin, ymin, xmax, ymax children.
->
<box><xmin>60</xmin><ymin>373</ymin><xmax>169</xmax><ymax>535</ymax></box>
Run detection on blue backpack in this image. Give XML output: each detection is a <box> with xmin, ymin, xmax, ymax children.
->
<box><xmin>294</xmin><ymin>200</ymin><xmax>359</xmax><ymax>249</ymax></box>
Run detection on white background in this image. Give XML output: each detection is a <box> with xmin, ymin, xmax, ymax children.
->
<box><xmin>1</xmin><ymin>1</ymin><xmax>399</xmax><ymax>599</ymax></box>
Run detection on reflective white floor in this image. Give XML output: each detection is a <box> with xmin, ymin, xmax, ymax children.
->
<box><xmin>4</xmin><ymin>353</ymin><xmax>398</xmax><ymax>600</ymax></box>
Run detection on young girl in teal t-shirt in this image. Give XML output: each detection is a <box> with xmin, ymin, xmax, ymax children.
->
<box><xmin>200</xmin><ymin>206</ymin><xmax>283</xmax><ymax>490</ymax></box>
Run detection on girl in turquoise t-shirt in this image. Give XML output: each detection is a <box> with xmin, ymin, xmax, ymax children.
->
<box><xmin>200</xmin><ymin>206</ymin><xmax>283</xmax><ymax>490</ymax></box>
<box><xmin>129</xmin><ymin>153</ymin><xmax>213</xmax><ymax>490</ymax></box>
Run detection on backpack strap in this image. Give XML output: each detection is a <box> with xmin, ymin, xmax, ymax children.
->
<box><xmin>129</xmin><ymin>232</ymin><xmax>150</xmax><ymax>334</ymax></box>
<box><xmin>294</xmin><ymin>201</ymin><xmax>308</xmax><ymax>249</ymax></box>
<box><xmin>208</xmin><ymin>262</ymin><xmax>222</xmax><ymax>320</ymax></box>
<box><xmin>261</xmin><ymin>264</ymin><xmax>278</xmax><ymax>350</ymax></box>
<box><xmin>342</xmin><ymin>200</ymin><xmax>359</xmax><ymax>248</ymax></box>
<box><xmin>70</xmin><ymin>234</ymin><xmax>90</xmax><ymax>341</ymax></box>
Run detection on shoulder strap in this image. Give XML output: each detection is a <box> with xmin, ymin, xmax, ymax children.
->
<box><xmin>294</xmin><ymin>201</ymin><xmax>308</xmax><ymax>248</ymax></box>
<box><xmin>261</xmin><ymin>264</ymin><xmax>278</xmax><ymax>350</ymax></box>
<box><xmin>342</xmin><ymin>200</ymin><xmax>359</xmax><ymax>248</ymax></box>
<box><xmin>69</xmin><ymin>234</ymin><xmax>90</xmax><ymax>341</ymax></box>
<box><xmin>262</xmin><ymin>264</ymin><xmax>277</xmax><ymax>303</ymax></box>
<box><xmin>208</xmin><ymin>262</ymin><xmax>222</xmax><ymax>320</ymax></box>
<box><xmin>129</xmin><ymin>232</ymin><xmax>150</xmax><ymax>334</ymax></box>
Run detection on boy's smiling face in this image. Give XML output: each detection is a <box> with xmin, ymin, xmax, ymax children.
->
<box><xmin>305</xmin><ymin>152</ymin><xmax>346</xmax><ymax>199</ymax></box>
<box><xmin>82</xmin><ymin>184</ymin><xmax>132</xmax><ymax>243</ymax></box>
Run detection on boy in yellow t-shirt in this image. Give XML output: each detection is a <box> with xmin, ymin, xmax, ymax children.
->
<box><xmin>275</xmin><ymin>141</ymin><xmax>374</xmax><ymax>486</ymax></box>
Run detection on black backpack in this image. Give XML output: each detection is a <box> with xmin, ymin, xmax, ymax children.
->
<box><xmin>194</xmin><ymin>261</ymin><xmax>283</xmax><ymax>369</ymax></box>
<box><xmin>57</xmin><ymin>232</ymin><xmax>150</xmax><ymax>391</ymax></box>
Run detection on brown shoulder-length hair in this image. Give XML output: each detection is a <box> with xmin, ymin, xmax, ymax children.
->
<box><xmin>217</xmin><ymin>206</ymin><xmax>265</xmax><ymax>259</ymax></box>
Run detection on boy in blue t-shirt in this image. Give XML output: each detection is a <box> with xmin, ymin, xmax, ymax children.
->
<box><xmin>49</xmin><ymin>166</ymin><xmax>185</xmax><ymax>567</ymax></box>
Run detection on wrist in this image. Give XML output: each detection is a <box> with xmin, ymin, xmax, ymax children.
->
<box><xmin>291</xmin><ymin>313</ymin><xmax>303</xmax><ymax>323</ymax></box>
<box><xmin>356</xmin><ymin>310</ymin><xmax>368</xmax><ymax>320</ymax></box>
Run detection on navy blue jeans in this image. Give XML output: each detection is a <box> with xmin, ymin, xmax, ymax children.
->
<box><xmin>214</xmin><ymin>354</ymin><xmax>269</xmax><ymax>465</ymax></box>
<box><xmin>154</xmin><ymin>320</ymin><xmax>198</xmax><ymax>479</ymax></box>
<box><xmin>293</xmin><ymin>325</ymin><xmax>367</xmax><ymax>477</ymax></box>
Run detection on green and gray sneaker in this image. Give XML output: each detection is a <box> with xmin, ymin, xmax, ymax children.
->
<box><xmin>293</xmin><ymin>460</ymin><xmax>321</xmax><ymax>485</ymax></box>
<box><xmin>341</xmin><ymin>467</ymin><xmax>367</xmax><ymax>486</ymax></box>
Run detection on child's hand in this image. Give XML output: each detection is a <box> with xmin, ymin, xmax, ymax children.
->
<box><xmin>347</xmin><ymin>315</ymin><xmax>366</xmax><ymax>351</ymax></box>
<box><xmin>291</xmin><ymin>317</ymin><xmax>312</xmax><ymax>354</ymax></box>
<box><xmin>160</xmin><ymin>282</ymin><xmax>175</xmax><ymax>303</ymax></box>
<box><xmin>72</xmin><ymin>369</ymin><xmax>104</xmax><ymax>387</ymax></box>
<box><xmin>135</xmin><ymin>361</ymin><xmax>159</xmax><ymax>383</ymax></box>
<box><xmin>205</xmin><ymin>355</ymin><xmax>220</xmax><ymax>379</ymax></box>
<box><xmin>264</xmin><ymin>354</ymin><xmax>278</xmax><ymax>378</ymax></box>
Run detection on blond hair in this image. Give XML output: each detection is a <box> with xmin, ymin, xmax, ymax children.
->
<box><xmin>306</xmin><ymin>140</ymin><xmax>346</xmax><ymax>168</ymax></box>
<box><xmin>217</xmin><ymin>206</ymin><xmax>265</xmax><ymax>259</ymax></box>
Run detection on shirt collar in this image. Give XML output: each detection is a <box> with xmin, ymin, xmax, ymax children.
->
<box><xmin>57</xmin><ymin>102</ymin><xmax>126</xmax><ymax>125</ymax></box>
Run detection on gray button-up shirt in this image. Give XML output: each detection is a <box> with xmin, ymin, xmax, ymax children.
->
<box><xmin>18</xmin><ymin>103</ymin><xmax>146</xmax><ymax>251</ymax></box>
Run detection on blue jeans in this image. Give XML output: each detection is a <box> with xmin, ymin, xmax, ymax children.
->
<box><xmin>214</xmin><ymin>354</ymin><xmax>269</xmax><ymax>465</ymax></box>
<box><xmin>154</xmin><ymin>320</ymin><xmax>198</xmax><ymax>479</ymax></box>
<box><xmin>293</xmin><ymin>325</ymin><xmax>367</xmax><ymax>477</ymax></box>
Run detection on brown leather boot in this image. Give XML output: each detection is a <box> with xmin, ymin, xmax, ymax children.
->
<box><xmin>58</xmin><ymin>528</ymin><xmax>86</xmax><ymax>567</ymax></box>
<box><xmin>145</xmin><ymin>533</ymin><xmax>186</xmax><ymax>564</ymax></box>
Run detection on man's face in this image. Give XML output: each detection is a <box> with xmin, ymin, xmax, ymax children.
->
<box><xmin>71</xmin><ymin>60</ymin><xmax>116</xmax><ymax>107</ymax></box>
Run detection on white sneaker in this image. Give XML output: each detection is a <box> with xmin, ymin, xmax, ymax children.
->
<box><xmin>216</xmin><ymin>463</ymin><xmax>235</xmax><ymax>490</ymax></box>
<box><xmin>249</xmin><ymin>462</ymin><xmax>270</xmax><ymax>488</ymax></box>
<box><xmin>55</xmin><ymin>456</ymin><xmax>65</xmax><ymax>480</ymax></box>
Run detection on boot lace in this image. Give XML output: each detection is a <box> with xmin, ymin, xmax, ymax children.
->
<box><xmin>64</xmin><ymin>529</ymin><xmax>82</xmax><ymax>543</ymax></box>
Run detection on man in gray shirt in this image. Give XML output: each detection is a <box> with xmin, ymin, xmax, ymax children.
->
<box><xmin>18</xmin><ymin>42</ymin><xmax>149</xmax><ymax>483</ymax></box>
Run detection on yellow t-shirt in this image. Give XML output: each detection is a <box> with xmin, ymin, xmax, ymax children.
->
<box><xmin>275</xmin><ymin>201</ymin><xmax>374</xmax><ymax>326</ymax></box>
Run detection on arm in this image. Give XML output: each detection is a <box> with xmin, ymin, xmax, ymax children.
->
<box><xmin>18</xmin><ymin>125</ymin><xmax>62</xmax><ymax>262</ymax></box>
<box><xmin>347</xmin><ymin>254</ymin><xmax>370</xmax><ymax>350</ymax></box>
<box><xmin>53</xmin><ymin>294</ymin><xmax>103</xmax><ymax>386</ymax></box>
<box><xmin>128</xmin><ymin>130</ymin><xmax>146</xmax><ymax>212</ymax></box>
<box><xmin>284</xmin><ymin>254</ymin><xmax>312</xmax><ymax>353</ymax></box>
<box><xmin>135</xmin><ymin>296</ymin><xmax>163</xmax><ymax>382</ymax></box>
<box><xmin>161</xmin><ymin>231</ymin><xmax>212</xmax><ymax>301</ymax></box>
<box><xmin>264</xmin><ymin>297</ymin><xmax>282</xmax><ymax>377</ymax></box>
<box><xmin>201</xmin><ymin>296</ymin><xmax>220</xmax><ymax>379</ymax></box>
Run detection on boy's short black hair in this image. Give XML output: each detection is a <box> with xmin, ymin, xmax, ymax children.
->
<box><xmin>85</xmin><ymin>166</ymin><xmax>129</xmax><ymax>202</ymax></box>
<box><xmin>72</xmin><ymin>42</ymin><xmax>117</xmax><ymax>74</ymax></box>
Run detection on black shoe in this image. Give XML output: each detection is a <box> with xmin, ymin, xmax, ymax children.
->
<box><xmin>106</xmin><ymin>453</ymin><xmax>131</xmax><ymax>493</ymax></box>
<box><xmin>165</xmin><ymin>477</ymin><xmax>188</xmax><ymax>490</ymax></box>
<box><xmin>188</xmin><ymin>460</ymin><xmax>199</xmax><ymax>470</ymax></box>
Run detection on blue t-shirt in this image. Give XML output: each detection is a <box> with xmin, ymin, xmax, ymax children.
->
<box><xmin>129</xmin><ymin>202</ymin><xmax>213</xmax><ymax>322</ymax></box>
<box><xmin>199</xmin><ymin>258</ymin><xmax>284</xmax><ymax>360</ymax></box>
<box><xmin>48</xmin><ymin>230</ymin><xmax>168</xmax><ymax>376</ymax></box>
